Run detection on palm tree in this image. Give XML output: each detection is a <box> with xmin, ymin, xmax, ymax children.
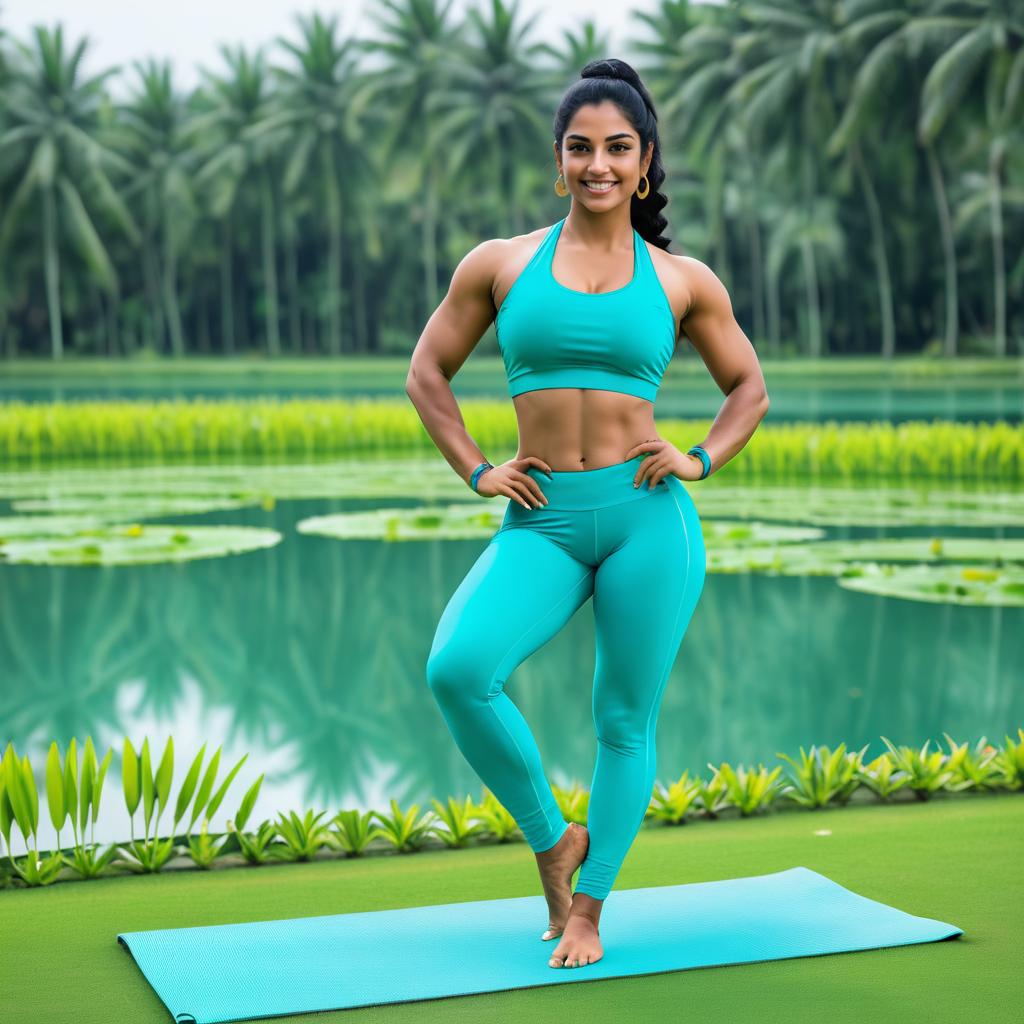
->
<box><xmin>257</xmin><ymin>12</ymin><xmax>372</xmax><ymax>356</ymax></box>
<box><xmin>636</xmin><ymin>2</ymin><xmax>771</xmax><ymax>340</ymax></box>
<box><xmin>117</xmin><ymin>58</ymin><xmax>197</xmax><ymax>358</ymax></box>
<box><xmin>827</xmin><ymin>1</ymin><xmax>971</xmax><ymax>358</ymax></box>
<box><xmin>426</xmin><ymin>0</ymin><xmax>558</xmax><ymax>240</ymax></box>
<box><xmin>189</xmin><ymin>44</ymin><xmax>283</xmax><ymax>356</ymax></box>
<box><xmin>951</xmin><ymin>44</ymin><xmax>1024</xmax><ymax>358</ymax></box>
<box><xmin>913</xmin><ymin>0</ymin><xmax>1023</xmax><ymax>357</ymax></box>
<box><xmin>733</xmin><ymin>0</ymin><xmax>896</xmax><ymax>359</ymax></box>
<box><xmin>0</xmin><ymin>25</ymin><xmax>138</xmax><ymax>359</ymax></box>
<box><xmin>353</xmin><ymin>0</ymin><xmax>463</xmax><ymax>320</ymax></box>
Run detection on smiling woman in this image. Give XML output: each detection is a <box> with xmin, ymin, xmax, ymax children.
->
<box><xmin>406</xmin><ymin>55</ymin><xmax>770</xmax><ymax>973</ymax></box>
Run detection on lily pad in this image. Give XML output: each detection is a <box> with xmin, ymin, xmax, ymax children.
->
<box><xmin>0</xmin><ymin>524</ymin><xmax>282</xmax><ymax>565</ymax></box>
<box><xmin>295</xmin><ymin>507</ymin><xmax>825</xmax><ymax>545</ymax></box>
<box><xmin>836</xmin><ymin>562</ymin><xmax>1024</xmax><ymax>606</ymax></box>
<box><xmin>9</xmin><ymin>495</ymin><xmax>256</xmax><ymax>517</ymax></box>
<box><xmin>708</xmin><ymin>537</ymin><xmax>1024</xmax><ymax>575</ymax></box>
<box><xmin>690</xmin><ymin>484</ymin><xmax>1024</xmax><ymax>527</ymax></box>
<box><xmin>0</xmin><ymin>515</ymin><xmax>109</xmax><ymax>539</ymax></box>
<box><xmin>1</xmin><ymin>461</ymin><xmax>1021</xmax><ymax>528</ymax></box>
<box><xmin>701</xmin><ymin>520</ymin><xmax>823</xmax><ymax>545</ymax></box>
<box><xmin>297</xmin><ymin>504</ymin><xmax>502</xmax><ymax>541</ymax></box>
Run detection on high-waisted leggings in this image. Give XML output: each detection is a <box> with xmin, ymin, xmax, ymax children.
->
<box><xmin>425</xmin><ymin>454</ymin><xmax>706</xmax><ymax>901</ymax></box>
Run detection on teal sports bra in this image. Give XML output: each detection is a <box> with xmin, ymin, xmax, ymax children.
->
<box><xmin>494</xmin><ymin>216</ymin><xmax>677</xmax><ymax>402</ymax></box>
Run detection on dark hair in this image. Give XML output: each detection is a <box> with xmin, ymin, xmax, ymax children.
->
<box><xmin>553</xmin><ymin>58</ymin><xmax>671</xmax><ymax>250</ymax></box>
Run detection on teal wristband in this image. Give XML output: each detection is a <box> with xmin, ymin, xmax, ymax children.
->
<box><xmin>469</xmin><ymin>462</ymin><xmax>494</xmax><ymax>492</ymax></box>
<box><xmin>686</xmin><ymin>445</ymin><xmax>711</xmax><ymax>479</ymax></box>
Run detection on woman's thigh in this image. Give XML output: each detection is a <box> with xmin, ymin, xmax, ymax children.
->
<box><xmin>427</xmin><ymin>525</ymin><xmax>595</xmax><ymax>700</ymax></box>
<box><xmin>590</xmin><ymin>479</ymin><xmax>706</xmax><ymax>728</ymax></box>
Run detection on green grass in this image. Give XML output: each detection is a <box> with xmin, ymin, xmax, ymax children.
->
<box><xmin>2</xmin><ymin>792</ymin><xmax>1019</xmax><ymax>1023</ymax></box>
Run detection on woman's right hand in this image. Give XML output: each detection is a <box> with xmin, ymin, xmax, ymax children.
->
<box><xmin>474</xmin><ymin>457</ymin><xmax>552</xmax><ymax>508</ymax></box>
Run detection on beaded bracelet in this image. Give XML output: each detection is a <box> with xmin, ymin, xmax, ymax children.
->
<box><xmin>686</xmin><ymin>445</ymin><xmax>712</xmax><ymax>479</ymax></box>
<box><xmin>469</xmin><ymin>461</ymin><xmax>494</xmax><ymax>492</ymax></box>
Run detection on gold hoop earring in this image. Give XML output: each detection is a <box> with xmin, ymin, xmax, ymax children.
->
<box><xmin>554</xmin><ymin>172</ymin><xmax>568</xmax><ymax>197</ymax></box>
<box><xmin>636</xmin><ymin>175</ymin><xmax>650</xmax><ymax>200</ymax></box>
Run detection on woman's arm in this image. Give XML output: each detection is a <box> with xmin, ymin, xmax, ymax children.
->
<box><xmin>405</xmin><ymin>240</ymin><xmax>505</xmax><ymax>485</ymax></box>
<box><xmin>676</xmin><ymin>257</ymin><xmax>770</xmax><ymax>476</ymax></box>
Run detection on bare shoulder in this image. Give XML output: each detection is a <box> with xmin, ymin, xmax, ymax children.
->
<box><xmin>645</xmin><ymin>245</ymin><xmax>697</xmax><ymax>331</ymax></box>
<box><xmin>491</xmin><ymin>224</ymin><xmax>556</xmax><ymax>313</ymax></box>
<box><xmin>675</xmin><ymin>255</ymin><xmax>733</xmax><ymax>318</ymax></box>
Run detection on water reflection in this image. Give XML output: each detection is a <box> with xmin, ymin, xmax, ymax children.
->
<box><xmin>2</xmin><ymin>495</ymin><xmax>1021</xmax><ymax>853</ymax></box>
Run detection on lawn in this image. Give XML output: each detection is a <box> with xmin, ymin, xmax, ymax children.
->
<box><xmin>2</xmin><ymin>792</ymin><xmax>1020</xmax><ymax>1023</ymax></box>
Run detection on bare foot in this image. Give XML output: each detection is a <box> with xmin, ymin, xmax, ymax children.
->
<box><xmin>548</xmin><ymin>909</ymin><xmax>603</xmax><ymax>968</ymax></box>
<box><xmin>534</xmin><ymin>822</ymin><xmax>589</xmax><ymax>941</ymax></box>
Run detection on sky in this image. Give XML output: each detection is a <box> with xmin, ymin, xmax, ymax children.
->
<box><xmin>2</xmin><ymin>1</ymin><xmax>690</xmax><ymax>95</ymax></box>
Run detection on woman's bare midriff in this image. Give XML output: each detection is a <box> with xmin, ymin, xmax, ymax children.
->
<box><xmin>493</xmin><ymin>229</ymin><xmax>689</xmax><ymax>473</ymax></box>
<box><xmin>512</xmin><ymin>387</ymin><xmax>658</xmax><ymax>472</ymax></box>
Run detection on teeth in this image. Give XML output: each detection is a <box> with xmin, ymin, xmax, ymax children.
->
<box><xmin>584</xmin><ymin>182</ymin><xmax>616</xmax><ymax>191</ymax></box>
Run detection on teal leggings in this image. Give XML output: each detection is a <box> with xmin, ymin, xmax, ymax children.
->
<box><xmin>425</xmin><ymin>454</ymin><xmax>706</xmax><ymax>901</ymax></box>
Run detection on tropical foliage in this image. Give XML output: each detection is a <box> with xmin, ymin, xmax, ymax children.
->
<box><xmin>1</xmin><ymin>1</ymin><xmax>1021</xmax><ymax>361</ymax></box>
<box><xmin>2</xmin><ymin>728</ymin><xmax>1020</xmax><ymax>887</ymax></box>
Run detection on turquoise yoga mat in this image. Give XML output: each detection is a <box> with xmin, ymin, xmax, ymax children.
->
<box><xmin>117</xmin><ymin>865</ymin><xmax>962</xmax><ymax>1023</ymax></box>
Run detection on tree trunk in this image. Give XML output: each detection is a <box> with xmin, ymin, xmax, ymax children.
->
<box><xmin>923</xmin><ymin>142</ymin><xmax>958</xmax><ymax>358</ymax></box>
<box><xmin>423</xmin><ymin>159</ymin><xmax>439</xmax><ymax>321</ymax></box>
<box><xmin>42</xmin><ymin>184</ymin><xmax>64</xmax><ymax>360</ymax></box>
<box><xmin>767</xmin><ymin>266</ymin><xmax>781</xmax><ymax>355</ymax></box>
<box><xmin>162</xmin><ymin>215</ymin><xmax>185</xmax><ymax>358</ymax></box>
<box><xmin>221</xmin><ymin>217</ymin><xmax>235</xmax><ymax>355</ymax></box>
<box><xmin>260</xmin><ymin>170</ymin><xmax>281</xmax><ymax>357</ymax></box>
<box><xmin>989</xmin><ymin>147</ymin><xmax>1006</xmax><ymax>357</ymax></box>
<box><xmin>322</xmin><ymin>144</ymin><xmax>342</xmax><ymax>356</ymax></box>
<box><xmin>800</xmin><ymin>235</ymin><xmax>822</xmax><ymax>358</ymax></box>
<box><xmin>106</xmin><ymin>287</ymin><xmax>121</xmax><ymax>356</ymax></box>
<box><xmin>353</xmin><ymin>232</ymin><xmax>368</xmax><ymax>353</ymax></box>
<box><xmin>143</xmin><ymin>237</ymin><xmax>164</xmax><ymax>353</ymax></box>
<box><xmin>800</xmin><ymin>144</ymin><xmax>822</xmax><ymax>358</ymax></box>
<box><xmin>285</xmin><ymin>220</ymin><xmax>301</xmax><ymax>354</ymax></box>
<box><xmin>852</xmin><ymin>144</ymin><xmax>895</xmax><ymax>360</ymax></box>
<box><xmin>748</xmin><ymin>214</ymin><xmax>764</xmax><ymax>343</ymax></box>
<box><xmin>198</xmin><ymin>287</ymin><xmax>211</xmax><ymax>353</ymax></box>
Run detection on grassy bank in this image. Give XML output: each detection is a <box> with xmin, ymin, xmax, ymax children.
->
<box><xmin>0</xmin><ymin>793</ymin><xmax>1018</xmax><ymax>1023</ymax></box>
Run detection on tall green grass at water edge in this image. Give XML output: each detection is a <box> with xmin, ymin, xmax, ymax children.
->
<box><xmin>2</xmin><ymin>730</ymin><xmax>1022</xmax><ymax>889</ymax></box>
<box><xmin>1</xmin><ymin>399</ymin><xmax>1022</xmax><ymax>481</ymax></box>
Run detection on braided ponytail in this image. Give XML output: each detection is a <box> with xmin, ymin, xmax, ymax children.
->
<box><xmin>554</xmin><ymin>57</ymin><xmax>672</xmax><ymax>250</ymax></box>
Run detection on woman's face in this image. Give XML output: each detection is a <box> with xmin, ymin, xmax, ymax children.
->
<box><xmin>555</xmin><ymin>100</ymin><xmax>653</xmax><ymax>210</ymax></box>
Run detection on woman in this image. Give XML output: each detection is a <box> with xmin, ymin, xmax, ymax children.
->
<box><xmin>406</xmin><ymin>58</ymin><xmax>769</xmax><ymax>971</ymax></box>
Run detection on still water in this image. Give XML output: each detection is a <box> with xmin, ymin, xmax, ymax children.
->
<box><xmin>3</xmin><ymin>359</ymin><xmax>1022</xmax><ymax>422</ymax></box>
<box><xmin>2</xmin><ymin>489</ymin><xmax>1021</xmax><ymax>853</ymax></box>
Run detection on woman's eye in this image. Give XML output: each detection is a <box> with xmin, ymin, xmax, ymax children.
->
<box><xmin>570</xmin><ymin>144</ymin><xmax>627</xmax><ymax>152</ymax></box>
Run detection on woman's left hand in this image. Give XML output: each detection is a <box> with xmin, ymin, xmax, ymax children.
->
<box><xmin>626</xmin><ymin>438</ymin><xmax>704</xmax><ymax>487</ymax></box>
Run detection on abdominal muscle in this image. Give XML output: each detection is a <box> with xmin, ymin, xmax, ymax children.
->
<box><xmin>511</xmin><ymin>388</ymin><xmax>658</xmax><ymax>472</ymax></box>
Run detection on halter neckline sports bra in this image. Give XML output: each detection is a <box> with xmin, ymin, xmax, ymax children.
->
<box><xmin>494</xmin><ymin>216</ymin><xmax>677</xmax><ymax>403</ymax></box>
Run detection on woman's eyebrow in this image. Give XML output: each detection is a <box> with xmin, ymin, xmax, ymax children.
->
<box><xmin>566</xmin><ymin>133</ymin><xmax>634</xmax><ymax>142</ymax></box>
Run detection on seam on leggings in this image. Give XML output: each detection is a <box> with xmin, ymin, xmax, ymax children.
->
<box><xmin>489</xmin><ymin>561</ymin><xmax>592</xmax><ymax>840</ymax></box>
<box><xmin>631</xmin><ymin>486</ymin><xmax>692</xmax><ymax>841</ymax></box>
